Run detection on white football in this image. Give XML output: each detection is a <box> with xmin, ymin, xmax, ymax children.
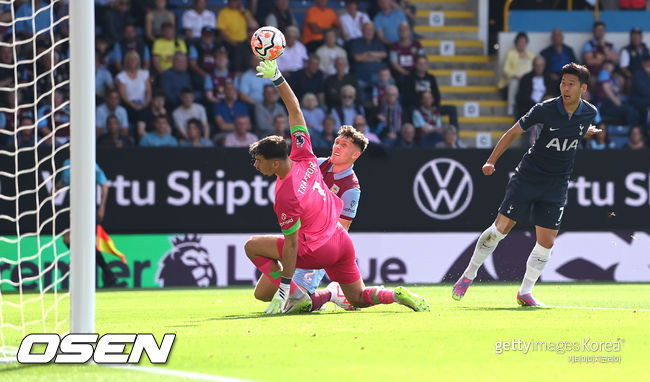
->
<box><xmin>250</xmin><ymin>26</ymin><xmax>286</xmax><ymax>61</ymax></box>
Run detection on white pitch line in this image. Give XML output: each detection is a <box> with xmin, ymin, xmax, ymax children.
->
<box><xmin>505</xmin><ymin>304</ymin><xmax>650</xmax><ymax>312</ymax></box>
<box><xmin>102</xmin><ymin>364</ymin><xmax>254</xmax><ymax>382</ymax></box>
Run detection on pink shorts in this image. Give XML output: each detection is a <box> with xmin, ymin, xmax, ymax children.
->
<box><xmin>276</xmin><ymin>225</ymin><xmax>361</xmax><ymax>285</ymax></box>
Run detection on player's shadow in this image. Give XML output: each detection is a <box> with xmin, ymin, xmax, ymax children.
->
<box><xmin>200</xmin><ymin>310</ymin><xmax>393</xmax><ymax>322</ymax></box>
<box><xmin>455</xmin><ymin>306</ymin><xmax>547</xmax><ymax>312</ymax></box>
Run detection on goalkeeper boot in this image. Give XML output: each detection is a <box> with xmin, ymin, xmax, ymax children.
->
<box><xmin>394</xmin><ymin>286</ymin><xmax>431</xmax><ymax>312</ymax></box>
<box><xmin>284</xmin><ymin>288</ymin><xmax>312</xmax><ymax>313</ymax></box>
<box><xmin>452</xmin><ymin>276</ymin><xmax>473</xmax><ymax>301</ymax></box>
<box><xmin>326</xmin><ymin>282</ymin><xmax>359</xmax><ymax>311</ymax></box>
<box><xmin>516</xmin><ymin>291</ymin><xmax>546</xmax><ymax>307</ymax></box>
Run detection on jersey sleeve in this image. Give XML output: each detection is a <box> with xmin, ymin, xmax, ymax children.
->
<box><xmin>289</xmin><ymin>125</ymin><xmax>316</xmax><ymax>161</ymax></box>
<box><xmin>517</xmin><ymin>102</ymin><xmax>544</xmax><ymax>132</ymax></box>
<box><xmin>339</xmin><ymin>188</ymin><xmax>360</xmax><ymax>221</ymax></box>
<box><xmin>95</xmin><ymin>164</ymin><xmax>108</xmax><ymax>186</ymax></box>
<box><xmin>276</xmin><ymin>189</ymin><xmax>303</xmax><ymax>236</ymax></box>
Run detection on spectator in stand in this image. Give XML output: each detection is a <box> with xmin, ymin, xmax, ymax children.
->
<box><xmin>204</xmin><ymin>48</ymin><xmax>239</xmax><ymax>104</ymax></box>
<box><xmin>254</xmin><ymin>85</ymin><xmax>288</xmax><ymax>138</ymax></box>
<box><xmin>588</xmin><ymin>125</ymin><xmax>615</xmax><ymax>150</ymax></box>
<box><xmin>96</xmin><ymin>89</ymin><xmax>129</xmax><ymax>136</ymax></box>
<box><xmin>340</xmin><ymin>0</ymin><xmax>370</xmax><ymax>43</ymax></box>
<box><xmin>101</xmin><ymin>0</ymin><xmax>136</xmax><ymax>45</ymax></box>
<box><xmin>374</xmin><ymin>0</ymin><xmax>408</xmax><ymax>46</ymax></box>
<box><xmin>15</xmin><ymin>116</ymin><xmax>36</xmax><ymax>149</ymax></box>
<box><xmin>182</xmin><ymin>0</ymin><xmax>216</xmax><ymax>42</ymax></box>
<box><xmin>181</xmin><ymin>118</ymin><xmax>214</xmax><ymax>147</ymax></box>
<box><xmin>302</xmin><ymin>92</ymin><xmax>326</xmax><ymax>134</ymax></box>
<box><xmin>240</xmin><ymin>55</ymin><xmax>271</xmax><ymax>105</ymax></box>
<box><xmin>316</xmin><ymin>29</ymin><xmax>348</xmax><ymax>76</ymax></box>
<box><xmin>324</xmin><ymin>57</ymin><xmax>360</xmax><ymax>109</ymax></box>
<box><xmin>111</xmin><ymin>23</ymin><xmax>151</xmax><ymax>73</ymax></box>
<box><xmin>145</xmin><ymin>0</ymin><xmax>175</xmax><ymax>43</ymax></box>
<box><xmin>396</xmin><ymin>0</ymin><xmax>417</xmax><ymax>30</ymax></box>
<box><xmin>622</xmin><ymin>126</ymin><xmax>647</xmax><ymax>149</ymax></box>
<box><xmin>515</xmin><ymin>56</ymin><xmax>556</xmax><ymax>119</ymax></box>
<box><xmin>349</xmin><ymin>21</ymin><xmax>387</xmax><ymax>97</ymax></box>
<box><xmin>97</xmin><ymin>115</ymin><xmax>135</xmax><ymax>148</ymax></box>
<box><xmin>630</xmin><ymin>55</ymin><xmax>650</xmax><ymax>125</ymax></box>
<box><xmin>95</xmin><ymin>35</ymin><xmax>112</xmax><ymax>69</ymax></box>
<box><xmin>288</xmin><ymin>54</ymin><xmax>326</xmax><ymax>106</ymax></box>
<box><xmin>35</xmin><ymin>47</ymin><xmax>69</xmax><ymax>100</ymax></box>
<box><xmin>352</xmin><ymin>114</ymin><xmax>381</xmax><ymax>144</ymax></box>
<box><xmin>95</xmin><ymin>52</ymin><xmax>115</xmax><ymax>101</ymax></box>
<box><xmin>372</xmin><ymin>66</ymin><xmax>395</xmax><ymax>107</ymax></box>
<box><xmin>540</xmin><ymin>28</ymin><xmax>576</xmax><ymax>84</ymax></box>
<box><xmin>392</xmin><ymin>122</ymin><xmax>417</xmax><ymax>148</ymax></box>
<box><xmin>619</xmin><ymin>0</ymin><xmax>648</xmax><ymax>9</ymax></box>
<box><xmin>277</xmin><ymin>26</ymin><xmax>308</xmax><ymax>77</ymax></box>
<box><xmin>582</xmin><ymin>21</ymin><xmax>618</xmax><ymax>76</ymax></box>
<box><xmin>403</xmin><ymin>56</ymin><xmax>458</xmax><ymax>129</ymax></box>
<box><xmin>159</xmin><ymin>52</ymin><xmax>193</xmax><ymax>109</ymax></box>
<box><xmin>312</xmin><ymin>115</ymin><xmax>338</xmax><ymax>148</ymax></box>
<box><xmin>152</xmin><ymin>22</ymin><xmax>188</xmax><ymax>74</ymax></box>
<box><xmin>376</xmin><ymin>85</ymin><xmax>403</xmax><ymax>141</ymax></box>
<box><xmin>331</xmin><ymin>85</ymin><xmax>365</xmax><ymax>127</ymax></box>
<box><xmin>139</xmin><ymin>115</ymin><xmax>179</xmax><ymax>147</ymax></box>
<box><xmin>595</xmin><ymin>60</ymin><xmax>641</xmax><ymax>126</ymax></box>
<box><xmin>412</xmin><ymin>90</ymin><xmax>444</xmax><ymax>145</ymax></box>
<box><xmin>434</xmin><ymin>125</ymin><xmax>465</xmax><ymax>149</ymax></box>
<box><xmin>499</xmin><ymin>32</ymin><xmax>535</xmax><ymax>116</ymax></box>
<box><xmin>619</xmin><ymin>27</ymin><xmax>649</xmax><ymax>81</ymax></box>
<box><xmin>116</xmin><ymin>51</ymin><xmax>152</xmax><ymax>124</ymax></box>
<box><xmin>302</xmin><ymin>0</ymin><xmax>340</xmax><ymax>53</ymax></box>
<box><xmin>218</xmin><ymin>0</ymin><xmax>258</xmax><ymax>72</ymax></box>
<box><xmin>37</xmin><ymin>91</ymin><xmax>70</xmax><ymax>146</ymax></box>
<box><xmin>270</xmin><ymin>114</ymin><xmax>291</xmax><ymax>142</ymax></box>
<box><xmin>389</xmin><ymin>21</ymin><xmax>423</xmax><ymax>84</ymax></box>
<box><xmin>137</xmin><ymin>90</ymin><xmax>172</xmax><ymax>140</ymax></box>
<box><xmin>214</xmin><ymin>81</ymin><xmax>249</xmax><ymax>136</ymax></box>
<box><xmin>264</xmin><ymin>0</ymin><xmax>298</xmax><ymax>33</ymax></box>
<box><xmin>173</xmin><ymin>88</ymin><xmax>210</xmax><ymax>140</ymax></box>
<box><xmin>223</xmin><ymin>115</ymin><xmax>258</xmax><ymax>147</ymax></box>
<box><xmin>189</xmin><ymin>26</ymin><xmax>223</xmax><ymax>88</ymax></box>
<box><xmin>0</xmin><ymin>91</ymin><xmax>34</xmax><ymax>147</ymax></box>
<box><xmin>0</xmin><ymin>44</ymin><xmax>13</xmax><ymax>89</ymax></box>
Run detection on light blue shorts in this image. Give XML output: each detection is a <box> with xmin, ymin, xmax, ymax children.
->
<box><xmin>292</xmin><ymin>268</ymin><xmax>327</xmax><ymax>294</ymax></box>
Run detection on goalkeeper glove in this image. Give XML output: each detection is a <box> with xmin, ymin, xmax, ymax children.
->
<box><xmin>265</xmin><ymin>277</ymin><xmax>291</xmax><ymax>314</ymax></box>
<box><xmin>256</xmin><ymin>60</ymin><xmax>285</xmax><ymax>86</ymax></box>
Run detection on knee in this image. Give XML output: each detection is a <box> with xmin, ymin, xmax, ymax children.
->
<box><xmin>244</xmin><ymin>236</ymin><xmax>259</xmax><ymax>259</ymax></box>
<box><xmin>254</xmin><ymin>286</ymin><xmax>273</xmax><ymax>302</ymax></box>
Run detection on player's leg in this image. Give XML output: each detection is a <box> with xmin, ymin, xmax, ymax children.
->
<box><xmin>244</xmin><ymin>235</ymin><xmax>301</xmax><ymax>296</ymax></box>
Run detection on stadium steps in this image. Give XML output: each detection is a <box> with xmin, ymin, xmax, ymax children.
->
<box><xmin>414</xmin><ymin>0</ymin><xmax>512</xmax><ymax>145</ymax></box>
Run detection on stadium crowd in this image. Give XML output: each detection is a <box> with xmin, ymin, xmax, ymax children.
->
<box><xmin>0</xmin><ymin>0</ymin><xmax>648</xmax><ymax>150</ymax></box>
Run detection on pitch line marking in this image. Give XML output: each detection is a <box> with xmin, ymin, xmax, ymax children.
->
<box><xmin>103</xmin><ymin>364</ymin><xmax>254</xmax><ymax>382</ymax></box>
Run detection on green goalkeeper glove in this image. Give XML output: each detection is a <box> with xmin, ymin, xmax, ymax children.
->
<box><xmin>256</xmin><ymin>60</ymin><xmax>285</xmax><ymax>86</ymax></box>
<box><xmin>264</xmin><ymin>277</ymin><xmax>291</xmax><ymax>314</ymax></box>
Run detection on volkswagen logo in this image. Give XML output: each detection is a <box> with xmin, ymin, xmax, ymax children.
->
<box><xmin>413</xmin><ymin>158</ymin><xmax>473</xmax><ymax>220</ymax></box>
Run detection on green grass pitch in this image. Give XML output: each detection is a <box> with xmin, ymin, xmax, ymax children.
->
<box><xmin>1</xmin><ymin>283</ymin><xmax>648</xmax><ymax>382</ymax></box>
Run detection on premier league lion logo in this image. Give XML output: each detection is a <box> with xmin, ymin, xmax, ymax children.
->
<box><xmin>156</xmin><ymin>234</ymin><xmax>217</xmax><ymax>287</ymax></box>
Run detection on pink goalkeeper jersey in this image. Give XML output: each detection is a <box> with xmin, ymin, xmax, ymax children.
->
<box><xmin>274</xmin><ymin>125</ymin><xmax>343</xmax><ymax>252</ymax></box>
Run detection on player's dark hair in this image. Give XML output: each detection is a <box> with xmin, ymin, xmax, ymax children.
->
<box><xmin>560</xmin><ymin>62</ymin><xmax>590</xmax><ymax>85</ymax></box>
<box><xmin>514</xmin><ymin>32</ymin><xmax>528</xmax><ymax>44</ymax></box>
<box><xmin>249</xmin><ymin>136</ymin><xmax>289</xmax><ymax>160</ymax></box>
<box><xmin>338</xmin><ymin>125</ymin><xmax>369</xmax><ymax>153</ymax></box>
<box><xmin>593</xmin><ymin>20</ymin><xmax>606</xmax><ymax>29</ymax></box>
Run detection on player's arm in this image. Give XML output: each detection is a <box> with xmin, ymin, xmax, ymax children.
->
<box><xmin>256</xmin><ymin>60</ymin><xmax>306</xmax><ymax>128</ymax></box>
<box><xmin>338</xmin><ymin>188</ymin><xmax>360</xmax><ymax>230</ymax></box>
<box><xmin>280</xmin><ymin>231</ymin><xmax>298</xmax><ymax>279</ymax></box>
<box><xmin>339</xmin><ymin>219</ymin><xmax>352</xmax><ymax>230</ymax></box>
<box><xmin>98</xmin><ymin>183</ymin><xmax>109</xmax><ymax>222</ymax></box>
<box><xmin>483</xmin><ymin>123</ymin><xmax>523</xmax><ymax>176</ymax></box>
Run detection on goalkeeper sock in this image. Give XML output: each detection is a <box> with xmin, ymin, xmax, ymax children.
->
<box><xmin>252</xmin><ymin>256</ymin><xmax>299</xmax><ymax>294</ymax></box>
<box><xmin>519</xmin><ymin>243</ymin><xmax>551</xmax><ymax>295</ymax></box>
<box><xmin>309</xmin><ymin>290</ymin><xmax>331</xmax><ymax>311</ymax></box>
<box><xmin>362</xmin><ymin>287</ymin><xmax>395</xmax><ymax>306</ymax></box>
<box><xmin>463</xmin><ymin>224</ymin><xmax>506</xmax><ymax>280</ymax></box>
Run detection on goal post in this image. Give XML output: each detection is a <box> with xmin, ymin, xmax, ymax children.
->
<box><xmin>69</xmin><ymin>0</ymin><xmax>96</xmax><ymax>335</ymax></box>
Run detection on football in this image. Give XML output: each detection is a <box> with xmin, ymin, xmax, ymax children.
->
<box><xmin>250</xmin><ymin>26</ymin><xmax>286</xmax><ymax>61</ymax></box>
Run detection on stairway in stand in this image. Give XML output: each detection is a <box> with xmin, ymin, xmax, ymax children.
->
<box><xmin>412</xmin><ymin>0</ymin><xmax>513</xmax><ymax>147</ymax></box>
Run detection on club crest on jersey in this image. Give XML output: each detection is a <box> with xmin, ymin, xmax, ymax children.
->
<box><xmin>546</xmin><ymin>138</ymin><xmax>579</xmax><ymax>151</ymax></box>
<box><xmin>294</xmin><ymin>132</ymin><xmax>305</xmax><ymax>148</ymax></box>
<box><xmin>579</xmin><ymin>124</ymin><xmax>585</xmax><ymax>136</ymax></box>
<box><xmin>330</xmin><ymin>185</ymin><xmax>340</xmax><ymax>195</ymax></box>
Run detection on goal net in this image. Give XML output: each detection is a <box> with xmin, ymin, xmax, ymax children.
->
<box><xmin>0</xmin><ymin>0</ymin><xmax>93</xmax><ymax>361</ymax></box>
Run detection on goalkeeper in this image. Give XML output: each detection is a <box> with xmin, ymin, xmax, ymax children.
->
<box><xmin>56</xmin><ymin>158</ymin><xmax>116</xmax><ymax>287</ymax></box>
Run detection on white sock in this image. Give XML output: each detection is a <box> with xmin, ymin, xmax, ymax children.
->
<box><xmin>519</xmin><ymin>242</ymin><xmax>552</xmax><ymax>295</ymax></box>
<box><xmin>463</xmin><ymin>224</ymin><xmax>506</xmax><ymax>280</ymax></box>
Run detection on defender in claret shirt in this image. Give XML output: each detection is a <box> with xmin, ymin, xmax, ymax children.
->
<box><xmin>452</xmin><ymin>63</ymin><xmax>600</xmax><ymax>307</ymax></box>
<box><xmin>245</xmin><ymin>59</ymin><xmax>430</xmax><ymax>314</ymax></box>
